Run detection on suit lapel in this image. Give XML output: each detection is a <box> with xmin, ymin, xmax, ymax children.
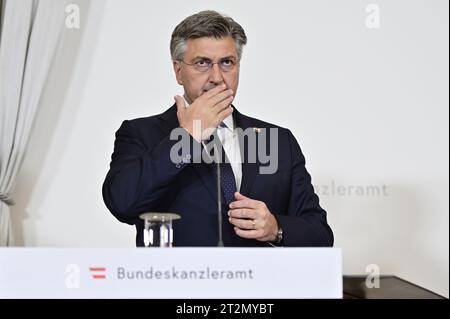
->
<box><xmin>233</xmin><ymin>108</ymin><xmax>260</xmax><ymax>197</ymax></box>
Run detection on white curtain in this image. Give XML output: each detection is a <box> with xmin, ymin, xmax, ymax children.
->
<box><xmin>0</xmin><ymin>0</ymin><xmax>66</xmax><ymax>246</ymax></box>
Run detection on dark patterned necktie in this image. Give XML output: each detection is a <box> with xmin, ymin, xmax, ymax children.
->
<box><xmin>219</xmin><ymin>148</ymin><xmax>237</xmax><ymax>205</ymax></box>
<box><xmin>210</xmin><ymin>125</ymin><xmax>237</xmax><ymax>205</ymax></box>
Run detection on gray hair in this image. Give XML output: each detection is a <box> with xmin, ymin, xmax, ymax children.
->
<box><xmin>170</xmin><ymin>10</ymin><xmax>247</xmax><ymax>62</ymax></box>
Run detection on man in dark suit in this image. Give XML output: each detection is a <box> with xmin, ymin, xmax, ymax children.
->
<box><xmin>102</xmin><ymin>10</ymin><xmax>333</xmax><ymax>247</ymax></box>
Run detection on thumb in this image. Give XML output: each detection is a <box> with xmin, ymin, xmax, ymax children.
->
<box><xmin>174</xmin><ymin>95</ymin><xmax>186</xmax><ymax>114</ymax></box>
<box><xmin>234</xmin><ymin>192</ymin><xmax>250</xmax><ymax>201</ymax></box>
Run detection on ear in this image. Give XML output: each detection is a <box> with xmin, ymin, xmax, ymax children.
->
<box><xmin>172</xmin><ymin>60</ymin><xmax>183</xmax><ymax>85</ymax></box>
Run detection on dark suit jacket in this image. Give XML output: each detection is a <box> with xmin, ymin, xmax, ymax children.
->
<box><xmin>102</xmin><ymin>104</ymin><xmax>333</xmax><ymax>247</ymax></box>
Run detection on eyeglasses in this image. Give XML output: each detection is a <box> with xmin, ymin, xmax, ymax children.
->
<box><xmin>177</xmin><ymin>58</ymin><xmax>238</xmax><ymax>73</ymax></box>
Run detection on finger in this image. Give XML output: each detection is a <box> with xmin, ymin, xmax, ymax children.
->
<box><xmin>209</xmin><ymin>89</ymin><xmax>234</xmax><ymax>107</ymax></box>
<box><xmin>228</xmin><ymin>208</ymin><xmax>257</xmax><ymax>219</ymax></box>
<box><xmin>228</xmin><ymin>217</ymin><xmax>256</xmax><ymax>230</ymax></box>
<box><xmin>201</xmin><ymin>83</ymin><xmax>227</xmax><ymax>100</ymax></box>
<box><xmin>234</xmin><ymin>227</ymin><xmax>263</xmax><ymax>239</ymax></box>
<box><xmin>234</xmin><ymin>192</ymin><xmax>250</xmax><ymax>201</ymax></box>
<box><xmin>229</xmin><ymin>199</ymin><xmax>259</xmax><ymax>209</ymax></box>
<box><xmin>213</xmin><ymin>94</ymin><xmax>234</xmax><ymax>113</ymax></box>
<box><xmin>215</xmin><ymin>105</ymin><xmax>233</xmax><ymax>124</ymax></box>
<box><xmin>174</xmin><ymin>95</ymin><xmax>186</xmax><ymax>114</ymax></box>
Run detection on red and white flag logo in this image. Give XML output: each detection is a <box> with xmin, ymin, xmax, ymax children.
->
<box><xmin>89</xmin><ymin>267</ymin><xmax>106</xmax><ymax>279</ymax></box>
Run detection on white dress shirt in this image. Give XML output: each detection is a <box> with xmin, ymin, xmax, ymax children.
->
<box><xmin>184</xmin><ymin>97</ymin><xmax>242</xmax><ymax>191</ymax></box>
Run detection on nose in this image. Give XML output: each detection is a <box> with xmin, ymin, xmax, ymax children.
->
<box><xmin>208</xmin><ymin>63</ymin><xmax>225</xmax><ymax>85</ymax></box>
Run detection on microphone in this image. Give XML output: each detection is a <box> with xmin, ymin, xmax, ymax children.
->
<box><xmin>215</xmin><ymin>139</ymin><xmax>224</xmax><ymax>247</ymax></box>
